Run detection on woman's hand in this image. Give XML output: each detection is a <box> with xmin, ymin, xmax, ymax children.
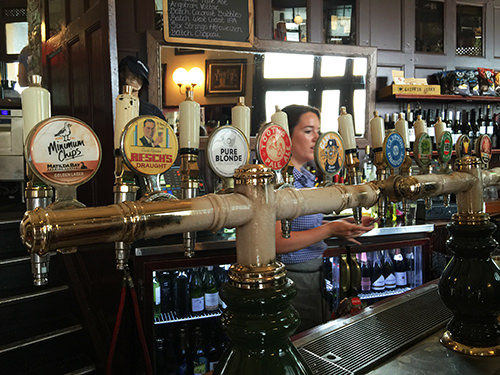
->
<box><xmin>326</xmin><ymin>216</ymin><xmax>376</xmax><ymax>245</ymax></box>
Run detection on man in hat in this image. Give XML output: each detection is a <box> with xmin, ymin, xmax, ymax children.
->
<box><xmin>119</xmin><ymin>56</ymin><xmax>166</xmax><ymax>120</ymax></box>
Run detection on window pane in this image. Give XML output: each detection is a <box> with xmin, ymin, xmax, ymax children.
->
<box><xmin>321</xmin><ymin>56</ymin><xmax>346</xmax><ymax>77</ymax></box>
<box><xmin>321</xmin><ymin>90</ymin><xmax>340</xmax><ymax>132</ymax></box>
<box><xmin>264</xmin><ymin>53</ymin><xmax>314</xmax><ymax>79</ymax></box>
<box><xmin>353</xmin><ymin>57</ymin><xmax>367</xmax><ymax>76</ymax></box>
<box><xmin>324</xmin><ymin>2</ymin><xmax>356</xmax><ymax>45</ymax></box>
<box><xmin>6</xmin><ymin>62</ymin><xmax>25</xmax><ymax>94</ymax></box>
<box><xmin>272</xmin><ymin>2</ymin><xmax>307</xmax><ymax>42</ymax></box>
<box><xmin>353</xmin><ymin>89</ymin><xmax>366</xmax><ymax>135</ymax></box>
<box><xmin>5</xmin><ymin>22</ymin><xmax>28</xmax><ymax>55</ymax></box>
<box><xmin>415</xmin><ymin>1</ymin><xmax>444</xmax><ymax>53</ymax></box>
<box><xmin>265</xmin><ymin>91</ymin><xmax>309</xmax><ymax>122</ymax></box>
<box><xmin>456</xmin><ymin>5</ymin><xmax>482</xmax><ymax>56</ymax></box>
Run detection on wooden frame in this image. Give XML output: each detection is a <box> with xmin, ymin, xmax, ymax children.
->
<box><xmin>162</xmin><ymin>0</ymin><xmax>254</xmax><ymax>48</ymax></box>
<box><xmin>204</xmin><ymin>59</ymin><xmax>246</xmax><ymax>97</ymax></box>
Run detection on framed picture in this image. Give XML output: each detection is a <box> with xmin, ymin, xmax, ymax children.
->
<box><xmin>174</xmin><ymin>48</ymin><xmax>205</xmax><ymax>56</ymax></box>
<box><xmin>205</xmin><ymin>59</ymin><xmax>246</xmax><ymax>97</ymax></box>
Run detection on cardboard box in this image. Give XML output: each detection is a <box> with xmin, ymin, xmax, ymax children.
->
<box><xmin>379</xmin><ymin>84</ymin><xmax>441</xmax><ymax>97</ymax></box>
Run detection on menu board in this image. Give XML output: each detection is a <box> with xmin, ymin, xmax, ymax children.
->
<box><xmin>163</xmin><ymin>0</ymin><xmax>254</xmax><ymax>47</ymax></box>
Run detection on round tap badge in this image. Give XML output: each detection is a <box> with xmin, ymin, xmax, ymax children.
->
<box><xmin>455</xmin><ymin>134</ymin><xmax>471</xmax><ymax>159</ymax></box>
<box><xmin>207</xmin><ymin>126</ymin><xmax>249</xmax><ymax>178</ymax></box>
<box><xmin>383</xmin><ymin>132</ymin><xmax>405</xmax><ymax>169</ymax></box>
<box><xmin>314</xmin><ymin>131</ymin><xmax>344</xmax><ymax>177</ymax></box>
<box><xmin>256</xmin><ymin>123</ymin><xmax>292</xmax><ymax>171</ymax></box>
<box><xmin>413</xmin><ymin>133</ymin><xmax>432</xmax><ymax>167</ymax></box>
<box><xmin>121</xmin><ymin>116</ymin><xmax>178</xmax><ymax>176</ymax></box>
<box><xmin>438</xmin><ymin>131</ymin><xmax>453</xmax><ymax>164</ymax></box>
<box><xmin>475</xmin><ymin>134</ymin><xmax>492</xmax><ymax>165</ymax></box>
<box><xmin>27</xmin><ymin>116</ymin><xmax>101</xmax><ymax>186</ymax></box>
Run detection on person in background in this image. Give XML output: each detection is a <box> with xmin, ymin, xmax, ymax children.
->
<box><xmin>17</xmin><ymin>45</ymin><xmax>31</xmax><ymax>87</ymax></box>
<box><xmin>118</xmin><ymin>56</ymin><xmax>166</xmax><ymax>120</ymax></box>
<box><xmin>276</xmin><ymin>104</ymin><xmax>375</xmax><ymax>333</ymax></box>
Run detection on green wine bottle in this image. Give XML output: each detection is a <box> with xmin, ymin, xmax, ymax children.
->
<box><xmin>153</xmin><ymin>272</ymin><xmax>161</xmax><ymax>319</ymax></box>
<box><xmin>190</xmin><ymin>268</ymin><xmax>204</xmax><ymax>313</ymax></box>
<box><xmin>204</xmin><ymin>266</ymin><xmax>219</xmax><ymax>311</ymax></box>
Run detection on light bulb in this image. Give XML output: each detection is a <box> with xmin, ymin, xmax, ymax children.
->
<box><xmin>172</xmin><ymin>67</ymin><xmax>188</xmax><ymax>86</ymax></box>
<box><xmin>188</xmin><ymin>67</ymin><xmax>204</xmax><ymax>86</ymax></box>
<box><xmin>294</xmin><ymin>15</ymin><xmax>303</xmax><ymax>25</ymax></box>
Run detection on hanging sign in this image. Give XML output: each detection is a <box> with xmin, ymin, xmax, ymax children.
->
<box><xmin>207</xmin><ymin>125</ymin><xmax>249</xmax><ymax>178</ymax></box>
<box><xmin>26</xmin><ymin>116</ymin><xmax>101</xmax><ymax>186</ymax></box>
<box><xmin>314</xmin><ymin>131</ymin><xmax>345</xmax><ymax>177</ymax></box>
<box><xmin>163</xmin><ymin>0</ymin><xmax>254</xmax><ymax>47</ymax></box>
<box><xmin>383</xmin><ymin>132</ymin><xmax>405</xmax><ymax>169</ymax></box>
<box><xmin>121</xmin><ymin>116</ymin><xmax>178</xmax><ymax>176</ymax></box>
<box><xmin>256</xmin><ymin>123</ymin><xmax>292</xmax><ymax>171</ymax></box>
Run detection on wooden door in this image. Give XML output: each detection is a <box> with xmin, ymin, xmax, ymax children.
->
<box><xmin>42</xmin><ymin>0</ymin><xmax>118</xmax><ymax>206</ymax></box>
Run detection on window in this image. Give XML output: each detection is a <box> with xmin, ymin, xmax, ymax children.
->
<box><xmin>324</xmin><ymin>1</ymin><xmax>356</xmax><ymax>45</ymax></box>
<box><xmin>272</xmin><ymin>1</ymin><xmax>307</xmax><ymax>42</ymax></box>
<box><xmin>265</xmin><ymin>91</ymin><xmax>309</xmax><ymax>121</ymax></box>
<box><xmin>415</xmin><ymin>0</ymin><xmax>444</xmax><ymax>53</ymax></box>
<box><xmin>5</xmin><ymin>22</ymin><xmax>27</xmax><ymax>55</ymax></box>
<box><xmin>264</xmin><ymin>53</ymin><xmax>314</xmax><ymax>79</ymax></box>
<box><xmin>321</xmin><ymin>90</ymin><xmax>340</xmax><ymax>132</ymax></box>
<box><xmin>456</xmin><ymin>5</ymin><xmax>483</xmax><ymax>56</ymax></box>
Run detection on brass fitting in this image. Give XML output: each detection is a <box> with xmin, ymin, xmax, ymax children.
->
<box><xmin>180</xmin><ymin>153</ymin><xmax>200</xmax><ymax>188</ymax></box>
<box><xmin>228</xmin><ymin>262</ymin><xmax>287</xmax><ymax>289</ymax></box>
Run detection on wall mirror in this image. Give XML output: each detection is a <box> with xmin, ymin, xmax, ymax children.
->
<box><xmin>148</xmin><ymin>34</ymin><xmax>376</xmax><ymax>146</ymax></box>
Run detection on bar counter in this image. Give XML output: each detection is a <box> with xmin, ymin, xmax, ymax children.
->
<box><xmin>292</xmin><ymin>282</ymin><xmax>499</xmax><ymax>375</ymax></box>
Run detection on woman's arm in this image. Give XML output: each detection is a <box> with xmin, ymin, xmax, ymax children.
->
<box><xmin>275</xmin><ymin>217</ymin><xmax>375</xmax><ymax>254</ymax></box>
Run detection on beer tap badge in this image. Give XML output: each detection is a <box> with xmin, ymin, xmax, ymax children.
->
<box><xmin>207</xmin><ymin>126</ymin><xmax>249</xmax><ymax>178</ymax></box>
<box><xmin>121</xmin><ymin>116</ymin><xmax>178</xmax><ymax>176</ymax></box>
<box><xmin>256</xmin><ymin>123</ymin><xmax>292</xmax><ymax>171</ymax></box>
<box><xmin>475</xmin><ymin>134</ymin><xmax>492</xmax><ymax>165</ymax></box>
<box><xmin>384</xmin><ymin>132</ymin><xmax>405</xmax><ymax>169</ymax></box>
<box><xmin>27</xmin><ymin>116</ymin><xmax>101</xmax><ymax>186</ymax></box>
<box><xmin>314</xmin><ymin>132</ymin><xmax>344</xmax><ymax>176</ymax></box>
<box><xmin>455</xmin><ymin>134</ymin><xmax>471</xmax><ymax>159</ymax></box>
<box><xmin>413</xmin><ymin>133</ymin><xmax>432</xmax><ymax>168</ymax></box>
<box><xmin>438</xmin><ymin>131</ymin><xmax>453</xmax><ymax>164</ymax></box>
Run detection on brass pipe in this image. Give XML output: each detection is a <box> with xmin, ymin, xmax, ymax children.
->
<box><xmin>345</xmin><ymin>151</ymin><xmax>362</xmax><ymax>224</ymax></box>
<box><xmin>21</xmin><ymin>193</ymin><xmax>252</xmax><ymax>255</ymax></box>
<box><xmin>454</xmin><ymin>157</ymin><xmax>484</xmax><ymax>218</ymax></box>
<box><xmin>400</xmin><ymin>151</ymin><xmax>412</xmax><ymax>225</ymax></box>
<box><xmin>181</xmin><ymin>153</ymin><xmax>199</xmax><ymax>258</ymax></box>
<box><xmin>373</xmin><ymin>150</ymin><xmax>387</xmax><ymax>225</ymax></box>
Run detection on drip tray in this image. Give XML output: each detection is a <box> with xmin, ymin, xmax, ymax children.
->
<box><xmin>294</xmin><ymin>284</ymin><xmax>452</xmax><ymax>374</ymax></box>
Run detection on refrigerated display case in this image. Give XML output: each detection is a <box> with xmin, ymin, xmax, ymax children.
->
<box><xmin>132</xmin><ymin>224</ymin><xmax>433</xmax><ymax>374</ymax></box>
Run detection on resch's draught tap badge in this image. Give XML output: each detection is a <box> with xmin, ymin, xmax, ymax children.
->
<box><xmin>27</xmin><ymin>116</ymin><xmax>101</xmax><ymax>186</ymax></box>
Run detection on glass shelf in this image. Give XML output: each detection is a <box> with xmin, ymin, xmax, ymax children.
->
<box><xmin>359</xmin><ymin>287</ymin><xmax>411</xmax><ymax>300</ymax></box>
<box><xmin>154</xmin><ymin>308</ymin><xmax>223</xmax><ymax>325</ymax></box>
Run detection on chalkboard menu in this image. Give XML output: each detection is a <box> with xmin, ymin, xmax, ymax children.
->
<box><xmin>163</xmin><ymin>0</ymin><xmax>254</xmax><ymax>47</ymax></box>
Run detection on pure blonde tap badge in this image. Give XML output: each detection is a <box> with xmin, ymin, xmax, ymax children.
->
<box><xmin>121</xmin><ymin>116</ymin><xmax>178</xmax><ymax>175</ymax></box>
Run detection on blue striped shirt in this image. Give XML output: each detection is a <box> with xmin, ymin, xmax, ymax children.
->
<box><xmin>279</xmin><ymin>167</ymin><xmax>328</xmax><ymax>264</ymax></box>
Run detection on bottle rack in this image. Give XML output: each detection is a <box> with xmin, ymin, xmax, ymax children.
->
<box><xmin>359</xmin><ymin>287</ymin><xmax>411</xmax><ymax>300</ymax></box>
<box><xmin>154</xmin><ymin>308</ymin><xmax>223</xmax><ymax>325</ymax></box>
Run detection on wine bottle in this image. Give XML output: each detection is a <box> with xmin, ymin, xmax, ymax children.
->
<box><xmin>153</xmin><ymin>272</ymin><xmax>161</xmax><ymax>319</ymax></box>
<box><xmin>160</xmin><ymin>271</ymin><xmax>173</xmax><ymax>313</ymax></box>
<box><xmin>218</xmin><ymin>265</ymin><xmax>228</xmax><ymax>309</ymax></box>
<box><xmin>404</xmin><ymin>249</ymin><xmax>415</xmax><ymax>288</ymax></box>
<box><xmin>393</xmin><ymin>249</ymin><xmax>408</xmax><ymax>288</ymax></box>
<box><xmin>371</xmin><ymin>251</ymin><xmax>385</xmax><ymax>292</ymax></box>
<box><xmin>177</xmin><ymin>327</ymin><xmax>189</xmax><ymax>375</ymax></box>
<box><xmin>360</xmin><ymin>252</ymin><xmax>371</xmax><ymax>293</ymax></box>
<box><xmin>190</xmin><ymin>268</ymin><xmax>205</xmax><ymax>313</ymax></box>
<box><xmin>207</xmin><ymin>325</ymin><xmax>221</xmax><ymax>371</ymax></box>
<box><xmin>204</xmin><ymin>266</ymin><xmax>219</xmax><ymax>311</ymax></box>
<box><xmin>383</xmin><ymin>250</ymin><xmax>396</xmax><ymax>290</ymax></box>
<box><xmin>192</xmin><ymin>327</ymin><xmax>208</xmax><ymax>375</ymax></box>
<box><xmin>164</xmin><ymin>331</ymin><xmax>177</xmax><ymax>375</ymax></box>
<box><xmin>155</xmin><ymin>338</ymin><xmax>166</xmax><ymax>374</ymax></box>
<box><xmin>485</xmin><ymin>106</ymin><xmax>492</xmax><ymax>135</ymax></box>
<box><xmin>349</xmin><ymin>254</ymin><xmax>361</xmax><ymax>296</ymax></box>
<box><xmin>174</xmin><ymin>270</ymin><xmax>190</xmax><ymax>317</ymax></box>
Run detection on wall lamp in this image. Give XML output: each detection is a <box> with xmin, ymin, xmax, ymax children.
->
<box><xmin>172</xmin><ymin>67</ymin><xmax>204</xmax><ymax>95</ymax></box>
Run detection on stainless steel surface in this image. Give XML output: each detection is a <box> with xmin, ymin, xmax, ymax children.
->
<box><xmin>359</xmin><ymin>224</ymin><xmax>434</xmax><ymax>238</ymax></box>
<box><xmin>134</xmin><ymin>234</ymin><xmax>236</xmax><ymax>256</ymax></box>
<box><xmin>294</xmin><ymin>284</ymin><xmax>453</xmax><ymax>374</ymax></box>
<box><xmin>369</xmin><ymin>330</ymin><xmax>500</xmax><ymax>375</ymax></box>
<box><xmin>0</xmin><ymin>155</ymin><xmax>24</xmax><ymax>180</ymax></box>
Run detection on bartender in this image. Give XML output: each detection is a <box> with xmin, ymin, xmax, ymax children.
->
<box><xmin>118</xmin><ymin>56</ymin><xmax>166</xmax><ymax>120</ymax></box>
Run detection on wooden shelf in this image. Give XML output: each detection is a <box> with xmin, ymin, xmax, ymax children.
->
<box><xmin>377</xmin><ymin>93</ymin><xmax>500</xmax><ymax>102</ymax></box>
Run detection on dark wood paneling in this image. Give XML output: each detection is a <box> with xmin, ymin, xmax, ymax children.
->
<box><xmin>70</xmin><ymin>0</ymin><xmax>84</xmax><ymax>23</ymax></box>
<box><xmin>68</xmin><ymin>36</ymin><xmax>90</xmax><ymax>122</ymax></box>
<box><xmin>46</xmin><ymin>47</ymin><xmax>70</xmax><ymax>115</ymax></box>
<box><xmin>254</xmin><ymin>0</ymin><xmax>273</xmax><ymax>40</ymax></box>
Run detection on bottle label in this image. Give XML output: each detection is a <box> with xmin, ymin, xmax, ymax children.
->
<box><xmin>361</xmin><ymin>277</ymin><xmax>371</xmax><ymax>291</ymax></box>
<box><xmin>372</xmin><ymin>275</ymin><xmax>385</xmax><ymax>291</ymax></box>
<box><xmin>385</xmin><ymin>273</ymin><xmax>396</xmax><ymax>289</ymax></box>
<box><xmin>209</xmin><ymin>361</ymin><xmax>218</xmax><ymax>371</ymax></box>
<box><xmin>154</xmin><ymin>286</ymin><xmax>161</xmax><ymax>305</ymax></box>
<box><xmin>193</xmin><ymin>359</ymin><xmax>208</xmax><ymax>375</ymax></box>
<box><xmin>205</xmin><ymin>292</ymin><xmax>219</xmax><ymax>310</ymax></box>
<box><xmin>408</xmin><ymin>128</ymin><xmax>416</xmax><ymax>142</ymax></box>
<box><xmin>395</xmin><ymin>272</ymin><xmax>407</xmax><ymax>286</ymax></box>
<box><xmin>191</xmin><ymin>297</ymin><xmax>204</xmax><ymax>312</ymax></box>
